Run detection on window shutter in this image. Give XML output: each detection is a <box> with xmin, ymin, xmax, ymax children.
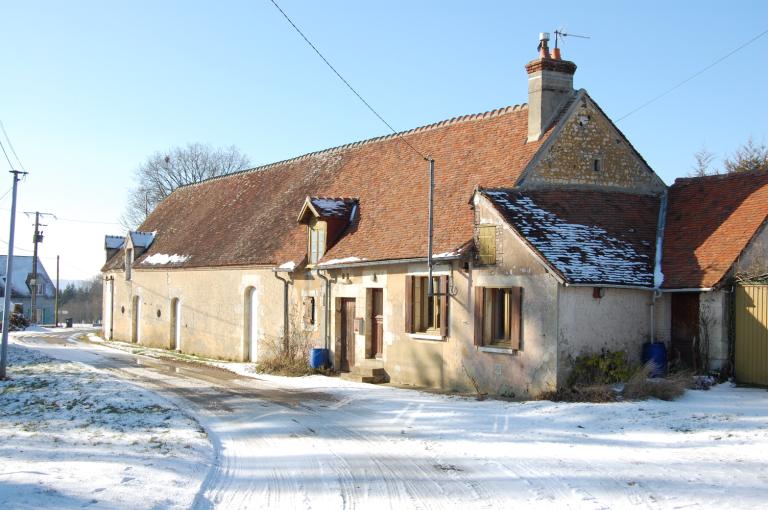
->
<box><xmin>478</xmin><ymin>225</ymin><xmax>496</xmax><ymax>265</ymax></box>
<box><xmin>405</xmin><ymin>276</ymin><xmax>414</xmax><ymax>333</ymax></box>
<box><xmin>303</xmin><ymin>297</ymin><xmax>313</xmax><ymax>325</ymax></box>
<box><xmin>473</xmin><ymin>286</ymin><xmax>484</xmax><ymax>346</ymax></box>
<box><xmin>439</xmin><ymin>275</ymin><xmax>449</xmax><ymax>337</ymax></box>
<box><xmin>509</xmin><ymin>287</ymin><xmax>522</xmax><ymax>350</ymax></box>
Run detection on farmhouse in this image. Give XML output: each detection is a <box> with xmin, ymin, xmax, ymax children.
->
<box><xmin>102</xmin><ymin>36</ymin><xmax>768</xmax><ymax>395</ymax></box>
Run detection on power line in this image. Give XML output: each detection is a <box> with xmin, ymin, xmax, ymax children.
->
<box><xmin>0</xmin><ymin>119</ymin><xmax>24</xmax><ymax>171</ymax></box>
<box><xmin>267</xmin><ymin>0</ymin><xmax>429</xmax><ymax>161</ymax></box>
<box><xmin>0</xmin><ymin>139</ymin><xmax>13</xmax><ymax>171</ymax></box>
<box><xmin>617</xmin><ymin>27</ymin><xmax>768</xmax><ymax>122</ymax></box>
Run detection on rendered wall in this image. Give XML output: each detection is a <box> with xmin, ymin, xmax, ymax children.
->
<box><xmin>104</xmin><ymin>266</ymin><xmax>287</xmax><ymax>361</ymax></box>
<box><xmin>557</xmin><ymin>286</ymin><xmax>670</xmax><ymax>384</ymax></box>
<box><xmin>699</xmin><ymin>290</ymin><xmax>730</xmax><ymax>371</ymax></box>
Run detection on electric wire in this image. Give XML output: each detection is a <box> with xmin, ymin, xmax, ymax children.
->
<box><xmin>0</xmin><ymin>119</ymin><xmax>24</xmax><ymax>171</ymax></box>
<box><xmin>267</xmin><ymin>0</ymin><xmax>430</xmax><ymax>161</ymax></box>
<box><xmin>0</xmin><ymin>138</ymin><xmax>13</xmax><ymax>171</ymax></box>
<box><xmin>617</xmin><ymin>27</ymin><xmax>768</xmax><ymax>122</ymax></box>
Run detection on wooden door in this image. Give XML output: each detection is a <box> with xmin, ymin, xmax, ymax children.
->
<box><xmin>671</xmin><ymin>292</ymin><xmax>700</xmax><ymax>370</ymax></box>
<box><xmin>339</xmin><ymin>298</ymin><xmax>356</xmax><ymax>372</ymax></box>
<box><xmin>370</xmin><ymin>289</ymin><xmax>384</xmax><ymax>359</ymax></box>
<box><xmin>735</xmin><ymin>285</ymin><xmax>768</xmax><ymax>385</ymax></box>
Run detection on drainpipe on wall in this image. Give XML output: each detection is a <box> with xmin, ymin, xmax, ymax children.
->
<box><xmin>650</xmin><ymin>191</ymin><xmax>668</xmax><ymax>343</ymax></box>
<box><xmin>315</xmin><ymin>270</ymin><xmax>333</xmax><ymax>350</ymax></box>
<box><xmin>273</xmin><ymin>271</ymin><xmax>291</xmax><ymax>352</ymax></box>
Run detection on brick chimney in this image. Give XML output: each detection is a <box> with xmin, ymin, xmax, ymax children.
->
<box><xmin>525</xmin><ymin>32</ymin><xmax>577</xmax><ymax>142</ymax></box>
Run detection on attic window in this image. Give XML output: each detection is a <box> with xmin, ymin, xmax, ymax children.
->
<box><xmin>308</xmin><ymin>220</ymin><xmax>326</xmax><ymax>266</ymax></box>
<box><xmin>593</xmin><ymin>158</ymin><xmax>602</xmax><ymax>172</ymax></box>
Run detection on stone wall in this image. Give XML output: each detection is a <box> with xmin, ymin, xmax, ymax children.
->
<box><xmin>522</xmin><ymin>95</ymin><xmax>666</xmax><ymax>195</ymax></box>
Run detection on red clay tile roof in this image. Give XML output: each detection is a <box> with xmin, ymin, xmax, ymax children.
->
<box><xmin>104</xmin><ymin>103</ymin><xmax>556</xmax><ymax>271</ymax></box>
<box><xmin>483</xmin><ymin>188</ymin><xmax>660</xmax><ymax>286</ymax></box>
<box><xmin>662</xmin><ymin>171</ymin><xmax>768</xmax><ymax>289</ymax></box>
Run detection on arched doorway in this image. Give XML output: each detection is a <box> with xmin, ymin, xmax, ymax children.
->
<box><xmin>170</xmin><ymin>298</ymin><xmax>181</xmax><ymax>350</ymax></box>
<box><xmin>244</xmin><ymin>287</ymin><xmax>258</xmax><ymax>362</ymax></box>
<box><xmin>131</xmin><ymin>296</ymin><xmax>141</xmax><ymax>344</ymax></box>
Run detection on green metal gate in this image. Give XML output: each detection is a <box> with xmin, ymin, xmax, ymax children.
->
<box><xmin>735</xmin><ymin>285</ymin><xmax>768</xmax><ymax>386</ymax></box>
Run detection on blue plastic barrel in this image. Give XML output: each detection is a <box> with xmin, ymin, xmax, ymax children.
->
<box><xmin>309</xmin><ymin>348</ymin><xmax>329</xmax><ymax>369</ymax></box>
<box><xmin>642</xmin><ymin>342</ymin><xmax>667</xmax><ymax>378</ymax></box>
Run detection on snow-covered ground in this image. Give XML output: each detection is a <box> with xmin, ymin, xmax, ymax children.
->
<box><xmin>0</xmin><ymin>339</ymin><xmax>211</xmax><ymax>509</ymax></box>
<box><xmin>6</xmin><ymin>328</ymin><xmax>768</xmax><ymax>510</ymax></box>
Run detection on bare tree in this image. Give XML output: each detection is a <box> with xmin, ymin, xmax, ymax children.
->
<box><xmin>122</xmin><ymin>143</ymin><xmax>250</xmax><ymax>228</ymax></box>
<box><xmin>690</xmin><ymin>147</ymin><xmax>716</xmax><ymax>177</ymax></box>
<box><xmin>723</xmin><ymin>137</ymin><xmax>768</xmax><ymax>174</ymax></box>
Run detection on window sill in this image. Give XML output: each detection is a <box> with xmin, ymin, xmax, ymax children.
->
<box><xmin>408</xmin><ymin>333</ymin><xmax>445</xmax><ymax>341</ymax></box>
<box><xmin>478</xmin><ymin>346</ymin><xmax>519</xmax><ymax>355</ymax></box>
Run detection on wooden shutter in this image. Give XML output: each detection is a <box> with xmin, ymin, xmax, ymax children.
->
<box><xmin>509</xmin><ymin>287</ymin><xmax>522</xmax><ymax>350</ymax></box>
<box><xmin>473</xmin><ymin>286</ymin><xmax>484</xmax><ymax>346</ymax></box>
<box><xmin>439</xmin><ymin>275</ymin><xmax>449</xmax><ymax>337</ymax></box>
<box><xmin>478</xmin><ymin>225</ymin><xmax>496</xmax><ymax>265</ymax></box>
<box><xmin>405</xmin><ymin>276</ymin><xmax>414</xmax><ymax>333</ymax></box>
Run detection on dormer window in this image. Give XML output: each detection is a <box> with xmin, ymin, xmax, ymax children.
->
<box><xmin>297</xmin><ymin>196</ymin><xmax>358</xmax><ymax>267</ymax></box>
<box><xmin>308</xmin><ymin>219</ymin><xmax>326</xmax><ymax>266</ymax></box>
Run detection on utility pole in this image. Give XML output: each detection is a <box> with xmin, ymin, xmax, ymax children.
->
<box><xmin>1</xmin><ymin>170</ymin><xmax>26</xmax><ymax>380</ymax></box>
<box><xmin>55</xmin><ymin>255</ymin><xmax>60</xmax><ymax>327</ymax></box>
<box><xmin>24</xmin><ymin>211</ymin><xmax>55</xmax><ymax>324</ymax></box>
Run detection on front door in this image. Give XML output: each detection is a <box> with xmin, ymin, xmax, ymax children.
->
<box><xmin>671</xmin><ymin>292</ymin><xmax>700</xmax><ymax>370</ymax></box>
<box><xmin>340</xmin><ymin>298</ymin><xmax>356</xmax><ymax>372</ymax></box>
<box><xmin>370</xmin><ymin>289</ymin><xmax>383</xmax><ymax>358</ymax></box>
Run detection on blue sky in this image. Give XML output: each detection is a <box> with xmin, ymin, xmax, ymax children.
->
<box><xmin>0</xmin><ymin>0</ymin><xmax>766</xmax><ymax>280</ymax></box>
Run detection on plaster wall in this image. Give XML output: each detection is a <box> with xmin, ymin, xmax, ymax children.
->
<box><xmin>104</xmin><ymin>266</ymin><xmax>286</xmax><ymax>361</ymax></box>
<box><xmin>699</xmin><ymin>290</ymin><xmax>730</xmax><ymax>371</ymax></box>
<box><xmin>556</xmin><ymin>286</ymin><xmax>670</xmax><ymax>385</ymax></box>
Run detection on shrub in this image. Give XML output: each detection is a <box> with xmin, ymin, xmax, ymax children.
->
<box><xmin>567</xmin><ymin>350</ymin><xmax>632</xmax><ymax>388</ymax></box>
<box><xmin>255</xmin><ymin>307</ymin><xmax>317</xmax><ymax>376</ymax></box>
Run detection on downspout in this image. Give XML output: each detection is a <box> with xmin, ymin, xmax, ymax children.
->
<box><xmin>650</xmin><ymin>191</ymin><xmax>668</xmax><ymax>343</ymax></box>
<box><xmin>316</xmin><ymin>269</ymin><xmax>333</xmax><ymax>350</ymax></box>
<box><xmin>427</xmin><ymin>157</ymin><xmax>435</xmax><ymax>296</ymax></box>
<box><xmin>273</xmin><ymin>271</ymin><xmax>291</xmax><ymax>352</ymax></box>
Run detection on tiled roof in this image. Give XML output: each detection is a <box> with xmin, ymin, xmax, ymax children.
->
<box><xmin>104</xmin><ymin>102</ymin><xmax>557</xmax><ymax>271</ymax></box>
<box><xmin>662</xmin><ymin>171</ymin><xmax>768</xmax><ymax>289</ymax></box>
<box><xmin>482</xmin><ymin>188</ymin><xmax>660</xmax><ymax>286</ymax></box>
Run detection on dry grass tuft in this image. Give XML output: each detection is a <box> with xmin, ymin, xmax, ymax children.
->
<box><xmin>623</xmin><ymin>362</ymin><xmax>690</xmax><ymax>401</ymax></box>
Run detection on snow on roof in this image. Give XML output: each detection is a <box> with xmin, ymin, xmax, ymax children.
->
<box><xmin>0</xmin><ymin>255</ymin><xmax>55</xmax><ymax>298</ymax></box>
<box><xmin>105</xmin><ymin>235</ymin><xmax>124</xmax><ymax>250</ymax></box>
<box><xmin>483</xmin><ymin>189</ymin><xmax>658</xmax><ymax>286</ymax></box>
<box><xmin>318</xmin><ymin>256</ymin><xmax>364</xmax><ymax>267</ymax></box>
<box><xmin>277</xmin><ymin>261</ymin><xmax>296</xmax><ymax>271</ymax></box>
<box><xmin>141</xmin><ymin>254</ymin><xmax>190</xmax><ymax>266</ymax></box>
<box><xmin>309</xmin><ymin>197</ymin><xmax>358</xmax><ymax>219</ymax></box>
<box><xmin>130</xmin><ymin>231</ymin><xmax>156</xmax><ymax>248</ymax></box>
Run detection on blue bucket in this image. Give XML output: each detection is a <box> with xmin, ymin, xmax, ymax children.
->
<box><xmin>642</xmin><ymin>342</ymin><xmax>667</xmax><ymax>378</ymax></box>
<box><xmin>309</xmin><ymin>348</ymin><xmax>329</xmax><ymax>369</ymax></box>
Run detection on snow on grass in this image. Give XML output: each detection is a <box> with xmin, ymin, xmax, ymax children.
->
<box><xmin>0</xmin><ymin>343</ymin><xmax>211</xmax><ymax>510</ymax></box>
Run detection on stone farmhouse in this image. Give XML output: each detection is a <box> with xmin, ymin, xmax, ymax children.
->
<box><xmin>102</xmin><ymin>36</ymin><xmax>768</xmax><ymax>396</ymax></box>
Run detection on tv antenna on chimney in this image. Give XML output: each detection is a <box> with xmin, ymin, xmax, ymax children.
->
<box><xmin>554</xmin><ymin>29</ymin><xmax>590</xmax><ymax>49</ymax></box>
